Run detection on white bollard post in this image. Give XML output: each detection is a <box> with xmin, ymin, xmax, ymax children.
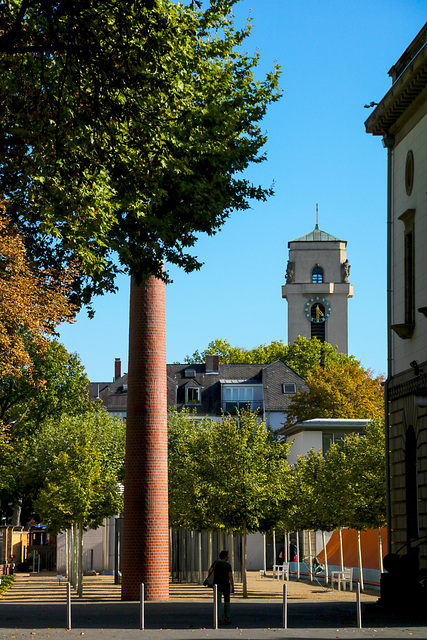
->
<box><xmin>66</xmin><ymin>582</ymin><xmax>71</xmax><ymax>630</ymax></box>
<box><xmin>213</xmin><ymin>584</ymin><xmax>218</xmax><ymax>629</ymax></box>
<box><xmin>283</xmin><ymin>583</ymin><xmax>288</xmax><ymax>629</ymax></box>
<box><xmin>140</xmin><ymin>583</ymin><xmax>145</xmax><ymax>630</ymax></box>
<box><xmin>356</xmin><ymin>582</ymin><xmax>362</xmax><ymax>629</ymax></box>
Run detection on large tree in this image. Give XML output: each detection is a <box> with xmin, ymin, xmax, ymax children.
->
<box><xmin>168</xmin><ymin>408</ymin><xmax>291</xmax><ymax>596</ymax></box>
<box><xmin>184</xmin><ymin>336</ymin><xmax>358</xmax><ymax>378</ymax></box>
<box><xmin>1</xmin><ymin>0</ymin><xmax>281</xmax><ymax>600</ymax></box>
<box><xmin>285</xmin><ymin>361</ymin><xmax>384</xmax><ymax>426</ymax></box>
<box><xmin>0</xmin><ymin>215</ymin><xmax>76</xmax><ymax>378</ymax></box>
<box><xmin>0</xmin><ymin>338</ymin><xmax>93</xmax><ymax>526</ymax></box>
<box><xmin>0</xmin><ymin>0</ymin><xmax>280</xmax><ymax>304</ymax></box>
<box><xmin>34</xmin><ymin>410</ymin><xmax>125</xmax><ymax>596</ymax></box>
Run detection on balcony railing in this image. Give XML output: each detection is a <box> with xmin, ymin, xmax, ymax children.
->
<box><xmin>221</xmin><ymin>400</ymin><xmax>263</xmax><ymax>414</ymax></box>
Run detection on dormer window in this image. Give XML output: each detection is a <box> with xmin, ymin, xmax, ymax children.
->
<box><xmin>312</xmin><ymin>266</ymin><xmax>323</xmax><ymax>283</ymax></box>
<box><xmin>282</xmin><ymin>383</ymin><xmax>296</xmax><ymax>394</ymax></box>
<box><xmin>185</xmin><ymin>386</ymin><xmax>201</xmax><ymax>405</ymax></box>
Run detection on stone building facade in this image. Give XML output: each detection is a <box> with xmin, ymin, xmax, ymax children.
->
<box><xmin>365</xmin><ymin>23</ymin><xmax>427</xmax><ymax>590</ymax></box>
<box><xmin>282</xmin><ymin>218</ymin><xmax>353</xmax><ymax>354</ymax></box>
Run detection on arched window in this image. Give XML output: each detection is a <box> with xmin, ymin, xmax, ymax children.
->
<box><xmin>312</xmin><ymin>266</ymin><xmax>323</xmax><ymax>283</ymax></box>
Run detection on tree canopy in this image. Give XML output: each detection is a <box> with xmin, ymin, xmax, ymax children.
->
<box><xmin>283</xmin><ymin>420</ymin><xmax>386</xmax><ymax>534</ymax></box>
<box><xmin>1</xmin><ymin>0</ymin><xmax>281</xmax><ymax>308</ymax></box>
<box><xmin>0</xmin><ymin>215</ymin><xmax>76</xmax><ymax>377</ymax></box>
<box><xmin>284</xmin><ymin>361</ymin><xmax>384</xmax><ymax>426</ymax></box>
<box><xmin>33</xmin><ymin>410</ymin><xmax>125</xmax><ymax>534</ymax></box>
<box><xmin>184</xmin><ymin>336</ymin><xmax>358</xmax><ymax>378</ymax></box>
<box><xmin>168</xmin><ymin>408</ymin><xmax>291</xmax><ymax>534</ymax></box>
<box><xmin>0</xmin><ymin>339</ymin><xmax>93</xmax><ymax>525</ymax></box>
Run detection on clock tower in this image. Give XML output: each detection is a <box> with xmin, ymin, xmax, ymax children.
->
<box><xmin>282</xmin><ymin>215</ymin><xmax>353</xmax><ymax>354</ymax></box>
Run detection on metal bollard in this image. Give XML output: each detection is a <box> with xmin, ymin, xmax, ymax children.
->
<box><xmin>213</xmin><ymin>584</ymin><xmax>218</xmax><ymax>629</ymax></box>
<box><xmin>356</xmin><ymin>582</ymin><xmax>362</xmax><ymax>629</ymax></box>
<box><xmin>66</xmin><ymin>582</ymin><xmax>71</xmax><ymax>630</ymax></box>
<box><xmin>140</xmin><ymin>583</ymin><xmax>145</xmax><ymax>630</ymax></box>
<box><xmin>283</xmin><ymin>582</ymin><xmax>288</xmax><ymax>629</ymax></box>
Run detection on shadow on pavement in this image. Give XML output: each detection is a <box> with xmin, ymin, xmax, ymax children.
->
<box><xmin>0</xmin><ymin>600</ymin><xmax>426</xmax><ymax>630</ymax></box>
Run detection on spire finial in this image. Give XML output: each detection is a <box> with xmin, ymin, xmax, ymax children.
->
<box><xmin>315</xmin><ymin>203</ymin><xmax>319</xmax><ymax>230</ymax></box>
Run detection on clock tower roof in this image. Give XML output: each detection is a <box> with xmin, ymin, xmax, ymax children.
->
<box><xmin>290</xmin><ymin>225</ymin><xmax>345</xmax><ymax>245</ymax></box>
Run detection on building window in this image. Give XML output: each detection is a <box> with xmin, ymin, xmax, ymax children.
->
<box><xmin>322</xmin><ymin>432</ymin><xmax>346</xmax><ymax>454</ymax></box>
<box><xmin>282</xmin><ymin>383</ymin><xmax>296</xmax><ymax>394</ymax></box>
<box><xmin>398</xmin><ymin>209</ymin><xmax>415</xmax><ymax>327</ymax></box>
<box><xmin>312</xmin><ymin>266</ymin><xmax>323</xmax><ymax>283</ymax></box>
<box><xmin>311</xmin><ymin>321</ymin><xmax>325</xmax><ymax>342</ymax></box>
<box><xmin>186</xmin><ymin>387</ymin><xmax>201</xmax><ymax>404</ymax></box>
<box><xmin>223</xmin><ymin>386</ymin><xmax>259</xmax><ymax>413</ymax></box>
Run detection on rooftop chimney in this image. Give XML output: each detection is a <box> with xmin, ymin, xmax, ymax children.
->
<box><xmin>205</xmin><ymin>354</ymin><xmax>219</xmax><ymax>373</ymax></box>
<box><xmin>114</xmin><ymin>358</ymin><xmax>121</xmax><ymax>380</ymax></box>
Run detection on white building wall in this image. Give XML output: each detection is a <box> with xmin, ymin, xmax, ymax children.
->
<box><xmin>392</xmin><ymin>113</ymin><xmax>427</xmax><ymax>375</ymax></box>
<box><xmin>286</xmin><ymin>431</ymin><xmax>322</xmax><ymax>465</ymax></box>
<box><xmin>265</xmin><ymin>411</ymin><xmax>286</xmax><ymax>431</ymax></box>
<box><xmin>56</xmin><ymin>519</ymin><xmax>117</xmax><ymax>574</ymax></box>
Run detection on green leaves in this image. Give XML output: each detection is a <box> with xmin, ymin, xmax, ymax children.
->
<box><xmin>33</xmin><ymin>410</ymin><xmax>125</xmax><ymax>534</ymax></box>
<box><xmin>286</xmin><ymin>420</ymin><xmax>386</xmax><ymax>533</ymax></box>
<box><xmin>168</xmin><ymin>407</ymin><xmax>291</xmax><ymax>534</ymax></box>
<box><xmin>1</xmin><ymin>0</ymin><xmax>281</xmax><ymax>308</ymax></box>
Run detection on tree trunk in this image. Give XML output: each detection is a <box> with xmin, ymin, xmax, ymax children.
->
<box><xmin>208</xmin><ymin>531</ymin><xmax>212</xmax><ymax>568</ymax></box>
<box><xmin>121</xmin><ymin>276</ymin><xmax>169</xmax><ymax>601</ymax></box>
<box><xmin>308</xmin><ymin>530</ymin><xmax>313</xmax><ymax>583</ymax></box>
<box><xmin>11</xmin><ymin>499</ymin><xmax>22</xmax><ymax>527</ymax></box>
<box><xmin>65</xmin><ymin>529</ymin><xmax>69</xmax><ymax>580</ymax></box>
<box><xmin>263</xmin><ymin>533</ymin><xmax>267</xmax><ymax>573</ymax></box>
<box><xmin>242</xmin><ymin>522</ymin><xmax>248</xmax><ymax>598</ymax></box>
<box><xmin>198</xmin><ymin>532</ymin><xmax>203</xmax><ymax>584</ymax></box>
<box><xmin>357</xmin><ymin>531</ymin><xmax>364</xmax><ymax>591</ymax></box>
<box><xmin>229</xmin><ymin>531</ymin><xmax>234</xmax><ymax>576</ymax></box>
<box><xmin>72</xmin><ymin>523</ymin><xmax>77</xmax><ymax>589</ymax></box>
<box><xmin>322</xmin><ymin>530</ymin><xmax>328</xmax><ymax>585</ymax></box>
<box><xmin>339</xmin><ymin>528</ymin><xmax>344</xmax><ymax>573</ymax></box>
<box><xmin>78</xmin><ymin>522</ymin><xmax>83</xmax><ymax>598</ymax></box>
<box><xmin>296</xmin><ymin>531</ymin><xmax>300</xmax><ymax>581</ymax></box>
<box><xmin>378</xmin><ymin>528</ymin><xmax>383</xmax><ymax>574</ymax></box>
<box><xmin>272</xmin><ymin>529</ymin><xmax>276</xmax><ymax>565</ymax></box>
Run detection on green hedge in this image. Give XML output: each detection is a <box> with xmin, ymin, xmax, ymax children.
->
<box><xmin>0</xmin><ymin>574</ymin><xmax>16</xmax><ymax>595</ymax></box>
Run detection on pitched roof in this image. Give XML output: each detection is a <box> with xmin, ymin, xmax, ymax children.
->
<box><xmin>93</xmin><ymin>360</ymin><xmax>308</xmax><ymax>420</ymax></box>
<box><xmin>262</xmin><ymin>360</ymin><xmax>308</xmax><ymax>411</ymax></box>
<box><xmin>291</xmin><ymin>225</ymin><xmax>344</xmax><ymax>243</ymax></box>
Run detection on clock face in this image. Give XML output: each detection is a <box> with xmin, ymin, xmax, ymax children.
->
<box><xmin>304</xmin><ymin>297</ymin><xmax>331</xmax><ymax>323</ymax></box>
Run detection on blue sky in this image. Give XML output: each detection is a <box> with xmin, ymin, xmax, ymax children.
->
<box><xmin>57</xmin><ymin>0</ymin><xmax>426</xmax><ymax>383</ymax></box>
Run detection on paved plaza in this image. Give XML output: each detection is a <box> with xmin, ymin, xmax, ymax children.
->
<box><xmin>0</xmin><ymin>572</ymin><xmax>425</xmax><ymax>640</ymax></box>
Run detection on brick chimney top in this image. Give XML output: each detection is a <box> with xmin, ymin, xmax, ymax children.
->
<box><xmin>205</xmin><ymin>354</ymin><xmax>219</xmax><ymax>373</ymax></box>
<box><xmin>114</xmin><ymin>358</ymin><xmax>121</xmax><ymax>381</ymax></box>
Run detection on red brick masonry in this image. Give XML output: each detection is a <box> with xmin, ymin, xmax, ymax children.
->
<box><xmin>121</xmin><ymin>276</ymin><xmax>169</xmax><ymax>601</ymax></box>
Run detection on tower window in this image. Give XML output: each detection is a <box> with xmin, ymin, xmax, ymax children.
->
<box><xmin>312</xmin><ymin>266</ymin><xmax>323</xmax><ymax>283</ymax></box>
<box><xmin>311</xmin><ymin>321</ymin><xmax>325</xmax><ymax>342</ymax></box>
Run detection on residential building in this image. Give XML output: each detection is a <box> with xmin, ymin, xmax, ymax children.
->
<box><xmin>91</xmin><ymin>356</ymin><xmax>309</xmax><ymax>431</ymax></box>
<box><xmin>365</xmin><ymin>22</ymin><xmax>427</xmax><ymax>603</ymax></box>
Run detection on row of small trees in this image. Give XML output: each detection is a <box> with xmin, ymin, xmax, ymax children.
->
<box><xmin>168</xmin><ymin>409</ymin><xmax>386</xmax><ymax>593</ymax></box>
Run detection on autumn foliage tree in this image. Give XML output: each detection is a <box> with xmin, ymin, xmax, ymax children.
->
<box><xmin>285</xmin><ymin>361</ymin><xmax>384</xmax><ymax>426</ymax></box>
<box><xmin>0</xmin><ymin>215</ymin><xmax>76</xmax><ymax>379</ymax></box>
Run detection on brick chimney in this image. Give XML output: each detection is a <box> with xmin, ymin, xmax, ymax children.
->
<box><xmin>121</xmin><ymin>275</ymin><xmax>168</xmax><ymax>602</ymax></box>
<box><xmin>114</xmin><ymin>358</ymin><xmax>121</xmax><ymax>380</ymax></box>
<box><xmin>205</xmin><ymin>354</ymin><xmax>219</xmax><ymax>372</ymax></box>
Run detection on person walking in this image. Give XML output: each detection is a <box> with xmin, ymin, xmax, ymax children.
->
<box><xmin>207</xmin><ymin>550</ymin><xmax>234</xmax><ymax>624</ymax></box>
